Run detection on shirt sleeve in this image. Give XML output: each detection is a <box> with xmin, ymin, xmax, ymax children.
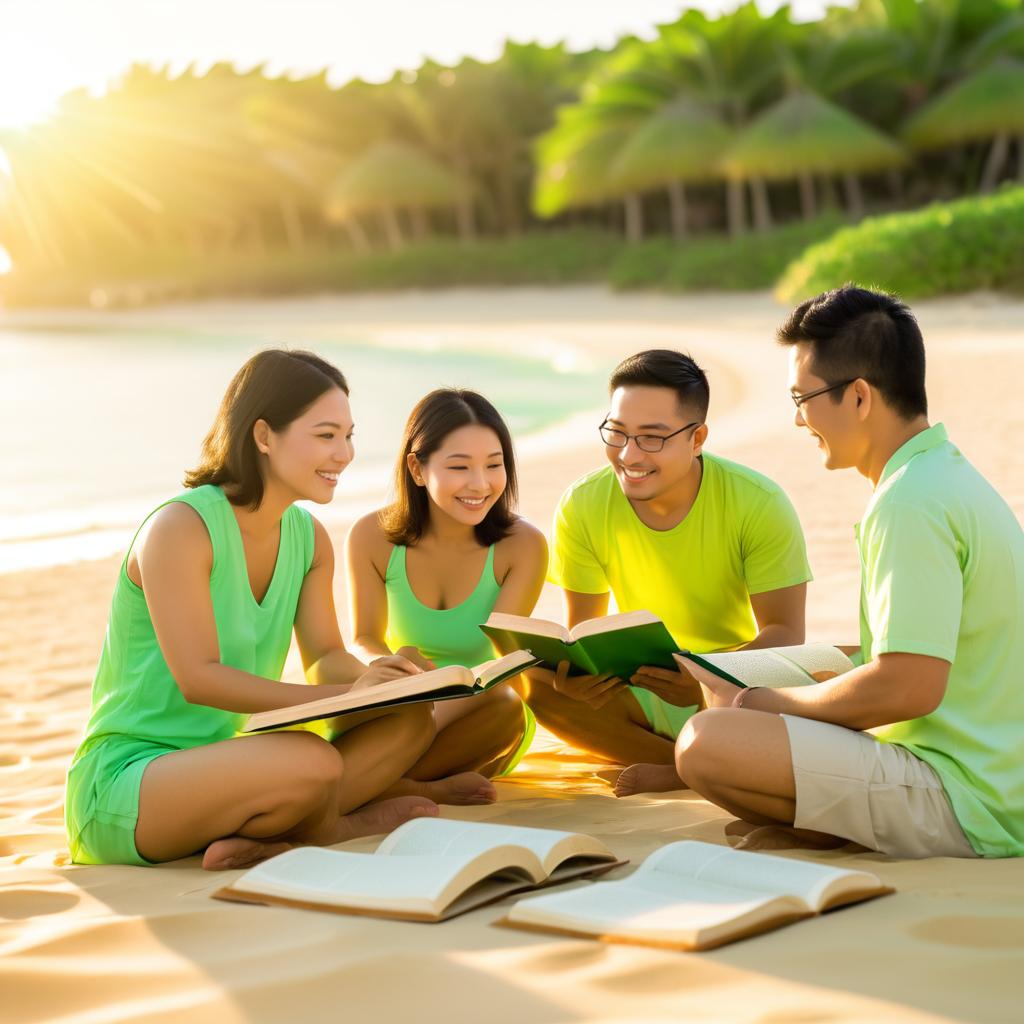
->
<box><xmin>741</xmin><ymin>487</ymin><xmax>813</xmax><ymax>595</ymax></box>
<box><xmin>547</xmin><ymin>486</ymin><xmax>609</xmax><ymax>595</ymax></box>
<box><xmin>862</xmin><ymin>499</ymin><xmax>962</xmax><ymax>662</ymax></box>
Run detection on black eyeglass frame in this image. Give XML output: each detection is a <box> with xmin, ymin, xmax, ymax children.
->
<box><xmin>599</xmin><ymin>418</ymin><xmax>702</xmax><ymax>453</ymax></box>
<box><xmin>790</xmin><ymin>378</ymin><xmax>855</xmax><ymax>408</ymax></box>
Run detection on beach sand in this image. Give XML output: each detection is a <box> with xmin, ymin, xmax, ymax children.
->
<box><xmin>2</xmin><ymin>287</ymin><xmax>1022</xmax><ymax>1022</ymax></box>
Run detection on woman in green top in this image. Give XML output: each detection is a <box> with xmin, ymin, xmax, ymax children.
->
<box><xmin>347</xmin><ymin>389</ymin><xmax>547</xmax><ymax>804</ymax></box>
<box><xmin>65</xmin><ymin>350</ymin><xmax>440</xmax><ymax>871</ymax></box>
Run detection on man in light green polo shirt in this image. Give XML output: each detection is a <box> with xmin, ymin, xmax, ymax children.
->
<box><xmin>673</xmin><ymin>285</ymin><xmax>1023</xmax><ymax>858</ymax></box>
<box><xmin>526</xmin><ymin>349</ymin><xmax>811</xmax><ymax>779</ymax></box>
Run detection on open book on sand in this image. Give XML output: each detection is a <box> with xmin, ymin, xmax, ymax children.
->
<box><xmin>482</xmin><ymin>610</ymin><xmax>677</xmax><ymax>678</ymax></box>
<box><xmin>499</xmin><ymin>840</ymin><xmax>893</xmax><ymax>951</ymax></box>
<box><xmin>676</xmin><ymin>643</ymin><xmax>855</xmax><ymax>689</ymax></box>
<box><xmin>243</xmin><ymin>650</ymin><xmax>538</xmax><ymax>733</ymax></box>
<box><xmin>213</xmin><ymin>818</ymin><xmax>626</xmax><ymax>921</ymax></box>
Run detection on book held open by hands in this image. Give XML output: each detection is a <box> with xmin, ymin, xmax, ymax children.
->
<box><xmin>675</xmin><ymin>643</ymin><xmax>856</xmax><ymax>690</ymax></box>
<box><xmin>482</xmin><ymin>610</ymin><xmax>678</xmax><ymax>678</ymax></box>
<box><xmin>242</xmin><ymin>650</ymin><xmax>539</xmax><ymax>733</ymax></box>
<box><xmin>212</xmin><ymin>817</ymin><xmax>626</xmax><ymax>921</ymax></box>
<box><xmin>499</xmin><ymin>840</ymin><xmax>892</xmax><ymax>951</ymax></box>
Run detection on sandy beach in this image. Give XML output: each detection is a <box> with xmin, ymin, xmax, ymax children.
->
<box><xmin>2</xmin><ymin>287</ymin><xmax>1022</xmax><ymax>1023</ymax></box>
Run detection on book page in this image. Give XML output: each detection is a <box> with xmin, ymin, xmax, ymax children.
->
<box><xmin>472</xmin><ymin>649</ymin><xmax>537</xmax><ymax>687</ymax></box>
<box><xmin>690</xmin><ymin>644</ymin><xmax>851</xmax><ymax>689</ymax></box>
<box><xmin>506</xmin><ymin>870</ymin><xmax>798</xmax><ymax>949</ymax></box>
<box><xmin>484</xmin><ymin>612</ymin><xmax>571</xmax><ymax>643</ymax></box>
<box><xmin>641</xmin><ymin>841</ymin><xmax>881</xmax><ymax>911</ymax></box>
<box><xmin>569</xmin><ymin>610</ymin><xmax>659</xmax><ymax>641</ymax></box>
<box><xmin>376</xmin><ymin>818</ymin><xmax>612</xmax><ymax>880</ymax></box>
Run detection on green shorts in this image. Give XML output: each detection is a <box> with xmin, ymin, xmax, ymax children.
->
<box><xmin>65</xmin><ymin>742</ymin><xmax>168</xmax><ymax>866</ymax></box>
<box><xmin>628</xmin><ymin>685</ymin><xmax>699</xmax><ymax>741</ymax></box>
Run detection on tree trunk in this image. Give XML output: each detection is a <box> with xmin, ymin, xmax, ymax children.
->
<box><xmin>409</xmin><ymin>206</ymin><xmax>429</xmax><ymax>241</ymax></box>
<box><xmin>380</xmin><ymin>206</ymin><xmax>404</xmax><ymax>250</ymax></box>
<box><xmin>279</xmin><ymin>195</ymin><xmax>305</xmax><ymax>251</ymax></box>
<box><xmin>980</xmin><ymin>133</ymin><xmax>1010</xmax><ymax>193</ymax></box>
<box><xmin>455</xmin><ymin>199</ymin><xmax>477</xmax><ymax>243</ymax></box>
<box><xmin>798</xmin><ymin>173</ymin><xmax>817</xmax><ymax>220</ymax></box>
<box><xmin>624</xmin><ymin>192</ymin><xmax>644</xmax><ymax>244</ymax></box>
<box><xmin>843</xmin><ymin>173</ymin><xmax>865</xmax><ymax>219</ymax></box>
<box><xmin>726</xmin><ymin>178</ymin><xmax>747</xmax><ymax>237</ymax></box>
<box><xmin>341</xmin><ymin>216</ymin><xmax>370</xmax><ymax>252</ymax></box>
<box><xmin>750</xmin><ymin>177</ymin><xmax>772</xmax><ymax>232</ymax></box>
<box><xmin>821</xmin><ymin>176</ymin><xmax>841</xmax><ymax>210</ymax></box>
<box><xmin>667</xmin><ymin>180</ymin><xmax>688</xmax><ymax>240</ymax></box>
<box><xmin>886</xmin><ymin>168</ymin><xmax>904</xmax><ymax>200</ymax></box>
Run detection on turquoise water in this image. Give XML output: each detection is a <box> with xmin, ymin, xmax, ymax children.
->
<box><xmin>0</xmin><ymin>321</ymin><xmax>609</xmax><ymax>572</ymax></box>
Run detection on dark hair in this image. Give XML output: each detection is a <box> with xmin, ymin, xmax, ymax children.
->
<box><xmin>381</xmin><ymin>388</ymin><xmax>519</xmax><ymax>547</ymax></box>
<box><xmin>185</xmin><ymin>349</ymin><xmax>348</xmax><ymax>509</ymax></box>
<box><xmin>777</xmin><ymin>285</ymin><xmax>927</xmax><ymax>419</ymax></box>
<box><xmin>608</xmin><ymin>349</ymin><xmax>710</xmax><ymax>420</ymax></box>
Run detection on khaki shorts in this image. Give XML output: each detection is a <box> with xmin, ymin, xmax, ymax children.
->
<box><xmin>782</xmin><ymin>715</ymin><xmax>978</xmax><ymax>860</ymax></box>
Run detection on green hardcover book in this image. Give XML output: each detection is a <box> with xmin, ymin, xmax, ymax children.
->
<box><xmin>674</xmin><ymin>644</ymin><xmax>856</xmax><ymax>689</ymax></box>
<box><xmin>482</xmin><ymin>610</ymin><xmax>678</xmax><ymax>680</ymax></box>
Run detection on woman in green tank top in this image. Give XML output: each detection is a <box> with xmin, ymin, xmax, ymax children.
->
<box><xmin>66</xmin><ymin>350</ymin><xmax>439</xmax><ymax>870</ymax></box>
<box><xmin>347</xmin><ymin>389</ymin><xmax>548</xmax><ymax>805</ymax></box>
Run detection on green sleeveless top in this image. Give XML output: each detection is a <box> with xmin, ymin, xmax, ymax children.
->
<box><xmin>384</xmin><ymin>544</ymin><xmax>501</xmax><ymax>669</ymax></box>
<box><xmin>68</xmin><ymin>484</ymin><xmax>314</xmax><ymax>773</ymax></box>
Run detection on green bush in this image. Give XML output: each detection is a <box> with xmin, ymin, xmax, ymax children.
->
<box><xmin>609</xmin><ymin>215</ymin><xmax>847</xmax><ymax>292</ymax></box>
<box><xmin>777</xmin><ymin>186</ymin><xmax>1024</xmax><ymax>302</ymax></box>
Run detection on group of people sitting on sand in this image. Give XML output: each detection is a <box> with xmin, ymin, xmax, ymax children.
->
<box><xmin>65</xmin><ymin>284</ymin><xmax>1024</xmax><ymax>871</ymax></box>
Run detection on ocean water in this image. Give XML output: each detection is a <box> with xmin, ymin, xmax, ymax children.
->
<box><xmin>0</xmin><ymin>319</ymin><xmax>609</xmax><ymax>573</ymax></box>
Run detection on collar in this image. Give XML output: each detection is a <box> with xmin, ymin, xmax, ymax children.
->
<box><xmin>877</xmin><ymin>422</ymin><xmax>948</xmax><ymax>488</ymax></box>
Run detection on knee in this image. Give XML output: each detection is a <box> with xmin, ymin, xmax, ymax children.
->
<box><xmin>397</xmin><ymin>701</ymin><xmax>437</xmax><ymax>753</ymax></box>
<box><xmin>287</xmin><ymin>732</ymin><xmax>345</xmax><ymax>806</ymax></box>
<box><xmin>674</xmin><ymin>708</ymin><xmax>735</xmax><ymax>786</ymax></box>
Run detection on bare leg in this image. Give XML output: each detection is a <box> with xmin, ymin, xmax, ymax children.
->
<box><xmin>381</xmin><ymin>684</ymin><xmax>529</xmax><ymax>805</ymax></box>
<box><xmin>134</xmin><ymin>730</ymin><xmax>438</xmax><ymax>870</ymax></box>
<box><xmin>526</xmin><ymin>681</ymin><xmax>675</xmax><ymax>765</ymax></box>
<box><xmin>674</xmin><ymin>708</ymin><xmax>847</xmax><ymax>850</ymax></box>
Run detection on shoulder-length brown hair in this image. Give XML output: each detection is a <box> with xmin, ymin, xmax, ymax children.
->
<box><xmin>381</xmin><ymin>388</ymin><xmax>519</xmax><ymax>547</ymax></box>
<box><xmin>184</xmin><ymin>349</ymin><xmax>348</xmax><ymax>509</ymax></box>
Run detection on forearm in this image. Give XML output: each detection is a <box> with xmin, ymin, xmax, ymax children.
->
<box><xmin>742</xmin><ymin>659</ymin><xmax>932</xmax><ymax>730</ymax></box>
<box><xmin>306</xmin><ymin>647</ymin><xmax>371</xmax><ymax>687</ymax></box>
<box><xmin>741</xmin><ymin>621</ymin><xmax>805</xmax><ymax>651</ymax></box>
<box><xmin>177</xmin><ymin>662</ymin><xmax>352</xmax><ymax>714</ymax></box>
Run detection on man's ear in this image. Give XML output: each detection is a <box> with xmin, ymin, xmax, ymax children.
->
<box><xmin>693</xmin><ymin>423</ymin><xmax>709</xmax><ymax>457</ymax></box>
<box><xmin>853</xmin><ymin>379</ymin><xmax>872</xmax><ymax>420</ymax></box>
<box><xmin>407</xmin><ymin>452</ymin><xmax>425</xmax><ymax>487</ymax></box>
<box><xmin>253</xmin><ymin>419</ymin><xmax>272</xmax><ymax>455</ymax></box>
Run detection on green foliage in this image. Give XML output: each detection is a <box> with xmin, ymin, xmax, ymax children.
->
<box><xmin>609</xmin><ymin>214</ymin><xmax>847</xmax><ymax>291</ymax></box>
<box><xmin>777</xmin><ymin>185</ymin><xmax>1024</xmax><ymax>300</ymax></box>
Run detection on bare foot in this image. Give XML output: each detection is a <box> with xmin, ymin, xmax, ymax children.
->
<box><xmin>728</xmin><ymin>823</ymin><xmax>850</xmax><ymax>853</ymax></box>
<box><xmin>202</xmin><ymin>837</ymin><xmax>294</xmax><ymax>871</ymax></box>
<box><xmin>388</xmin><ymin>772</ymin><xmax>497</xmax><ymax>806</ymax></box>
<box><xmin>613</xmin><ymin>763</ymin><xmax>687</xmax><ymax>798</ymax></box>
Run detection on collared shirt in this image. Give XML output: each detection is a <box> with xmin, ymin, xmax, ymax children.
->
<box><xmin>858</xmin><ymin>423</ymin><xmax>1024</xmax><ymax>857</ymax></box>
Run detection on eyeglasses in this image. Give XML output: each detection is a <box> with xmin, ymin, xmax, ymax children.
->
<box><xmin>790</xmin><ymin>379</ymin><xmax>855</xmax><ymax>408</ymax></box>
<box><xmin>599</xmin><ymin>419</ymin><xmax>701</xmax><ymax>453</ymax></box>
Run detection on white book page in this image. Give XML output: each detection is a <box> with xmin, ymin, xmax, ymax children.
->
<box><xmin>508</xmin><ymin>871</ymin><xmax>792</xmax><ymax>948</ymax></box>
<box><xmin>472</xmin><ymin>649</ymin><xmax>536</xmax><ymax>686</ymax></box>
<box><xmin>230</xmin><ymin>847</ymin><xmax>460</xmax><ymax>914</ymax></box>
<box><xmin>570</xmin><ymin>609</ymin><xmax>659</xmax><ymax>641</ymax></box>
<box><xmin>696</xmin><ymin>644</ymin><xmax>851</xmax><ymax>688</ymax></box>
<box><xmin>641</xmin><ymin>841</ymin><xmax>876</xmax><ymax>911</ymax></box>
<box><xmin>484</xmin><ymin>612</ymin><xmax>571</xmax><ymax>643</ymax></box>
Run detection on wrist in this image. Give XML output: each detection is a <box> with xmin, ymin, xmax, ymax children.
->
<box><xmin>732</xmin><ymin>685</ymin><xmax>767</xmax><ymax>711</ymax></box>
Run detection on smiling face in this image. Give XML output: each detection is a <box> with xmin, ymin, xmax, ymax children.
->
<box><xmin>604</xmin><ymin>385</ymin><xmax>706</xmax><ymax>503</ymax></box>
<box><xmin>255</xmin><ymin>386</ymin><xmax>354</xmax><ymax>504</ymax></box>
<box><xmin>410</xmin><ymin>423</ymin><xmax>507</xmax><ymax>528</ymax></box>
<box><xmin>787</xmin><ymin>343</ymin><xmax>866</xmax><ymax>471</ymax></box>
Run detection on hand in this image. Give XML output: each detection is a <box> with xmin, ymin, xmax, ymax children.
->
<box><xmin>629</xmin><ymin>664</ymin><xmax>705</xmax><ymax>709</ymax></box>
<box><xmin>394</xmin><ymin>645</ymin><xmax>436</xmax><ymax>672</ymax></box>
<box><xmin>674</xmin><ymin>655</ymin><xmax>742</xmax><ymax>709</ymax></box>
<box><xmin>551</xmin><ymin>660</ymin><xmax>624</xmax><ymax>710</ymax></box>
<box><xmin>352</xmin><ymin>654</ymin><xmax>422</xmax><ymax>691</ymax></box>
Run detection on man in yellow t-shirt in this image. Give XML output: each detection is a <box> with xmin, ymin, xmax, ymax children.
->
<box><xmin>527</xmin><ymin>349</ymin><xmax>811</xmax><ymax>786</ymax></box>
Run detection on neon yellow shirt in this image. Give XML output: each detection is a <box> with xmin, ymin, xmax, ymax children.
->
<box><xmin>859</xmin><ymin>424</ymin><xmax>1024</xmax><ymax>857</ymax></box>
<box><xmin>549</xmin><ymin>455</ymin><xmax>811</xmax><ymax>733</ymax></box>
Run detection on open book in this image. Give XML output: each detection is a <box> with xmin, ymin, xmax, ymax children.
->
<box><xmin>482</xmin><ymin>610</ymin><xmax>678</xmax><ymax>678</ymax></box>
<box><xmin>675</xmin><ymin>643</ymin><xmax>855</xmax><ymax>690</ymax></box>
<box><xmin>212</xmin><ymin>817</ymin><xmax>626</xmax><ymax>921</ymax></box>
<box><xmin>242</xmin><ymin>650</ymin><xmax>538</xmax><ymax>733</ymax></box>
<box><xmin>499</xmin><ymin>840</ymin><xmax>892</xmax><ymax>951</ymax></box>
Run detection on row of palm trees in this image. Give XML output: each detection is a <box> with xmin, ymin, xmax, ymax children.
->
<box><xmin>2</xmin><ymin>0</ymin><xmax>1024</xmax><ymax>274</ymax></box>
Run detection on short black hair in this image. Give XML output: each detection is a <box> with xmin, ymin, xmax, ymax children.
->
<box><xmin>777</xmin><ymin>285</ymin><xmax>927</xmax><ymax>420</ymax></box>
<box><xmin>608</xmin><ymin>349</ymin><xmax>710</xmax><ymax>420</ymax></box>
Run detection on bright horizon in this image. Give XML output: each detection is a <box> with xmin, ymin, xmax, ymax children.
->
<box><xmin>0</xmin><ymin>0</ymin><xmax>846</xmax><ymax>130</ymax></box>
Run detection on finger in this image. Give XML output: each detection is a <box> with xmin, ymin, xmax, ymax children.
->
<box><xmin>633</xmin><ymin>666</ymin><xmax>676</xmax><ymax>681</ymax></box>
<box><xmin>582</xmin><ymin>675</ymin><xmax>623</xmax><ymax>699</ymax></box>
<box><xmin>587</xmin><ymin>682</ymin><xmax>628</xmax><ymax>710</ymax></box>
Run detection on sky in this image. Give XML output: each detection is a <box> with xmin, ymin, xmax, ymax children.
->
<box><xmin>0</xmin><ymin>0</ymin><xmax>847</xmax><ymax>129</ymax></box>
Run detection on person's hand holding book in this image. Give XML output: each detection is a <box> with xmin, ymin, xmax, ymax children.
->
<box><xmin>629</xmin><ymin>664</ymin><xmax>705</xmax><ymax>709</ymax></box>
<box><xmin>551</xmin><ymin>661</ymin><xmax>624</xmax><ymax>709</ymax></box>
<box><xmin>350</xmin><ymin>654</ymin><xmax>424</xmax><ymax>691</ymax></box>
